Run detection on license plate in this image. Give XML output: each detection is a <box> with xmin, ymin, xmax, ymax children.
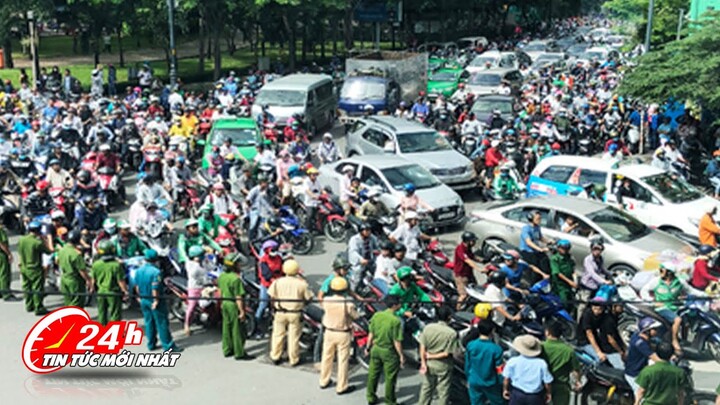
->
<box><xmin>438</xmin><ymin>212</ymin><xmax>455</xmax><ymax>220</ymax></box>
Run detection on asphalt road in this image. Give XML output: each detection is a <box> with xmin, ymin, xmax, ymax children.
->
<box><xmin>0</xmin><ymin>124</ymin><xmax>718</xmax><ymax>405</ymax></box>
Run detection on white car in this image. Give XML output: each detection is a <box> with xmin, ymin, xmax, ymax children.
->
<box><xmin>317</xmin><ymin>155</ymin><xmax>466</xmax><ymax>227</ymax></box>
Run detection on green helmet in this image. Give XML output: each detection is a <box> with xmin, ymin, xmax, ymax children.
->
<box><xmin>188</xmin><ymin>245</ymin><xmax>205</xmax><ymax>258</ymax></box>
<box><xmin>97</xmin><ymin>240</ymin><xmax>116</xmax><ymax>256</ymax></box>
<box><xmin>103</xmin><ymin>218</ymin><xmax>117</xmax><ymax>234</ymax></box>
<box><xmin>185</xmin><ymin>218</ymin><xmax>199</xmax><ymax>228</ymax></box>
<box><xmin>396</xmin><ymin>266</ymin><xmax>413</xmax><ymax>281</ymax></box>
<box><xmin>118</xmin><ymin>219</ymin><xmax>131</xmax><ymax>229</ymax></box>
<box><xmin>332</xmin><ymin>253</ymin><xmax>350</xmax><ymax>270</ymax></box>
<box><xmin>223</xmin><ymin>253</ymin><xmax>241</xmax><ymax>270</ymax></box>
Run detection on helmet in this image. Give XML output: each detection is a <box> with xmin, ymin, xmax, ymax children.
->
<box><xmin>638</xmin><ymin>317</ymin><xmax>662</xmax><ymax>333</ymax></box>
<box><xmin>382</xmin><ymin>241</ymin><xmax>395</xmax><ymax>251</ymax></box>
<box><xmin>330</xmin><ymin>276</ymin><xmax>349</xmax><ymax>292</ymax></box>
<box><xmin>261</xmin><ymin>240</ymin><xmax>279</xmax><ymax>252</ymax></box>
<box><xmin>608</xmin><ymin>144</ymin><xmax>618</xmax><ymax>152</ymax></box>
<box><xmin>99</xmin><ymin>144</ymin><xmax>111</xmax><ymax>152</ymax></box>
<box><xmin>659</xmin><ymin>261</ymin><xmax>676</xmax><ymax>273</ymax></box>
<box><xmin>502</xmin><ymin>249</ymin><xmax>520</xmax><ymax>261</ymax></box>
<box><xmin>67</xmin><ymin>229</ymin><xmax>82</xmax><ymax>244</ymax></box>
<box><xmin>28</xmin><ymin>221</ymin><xmax>41</xmax><ymax>232</ymax></box>
<box><xmin>103</xmin><ymin>218</ymin><xmax>117</xmax><ymax>234</ymax></box>
<box><xmin>590</xmin><ymin>241</ymin><xmax>604</xmax><ymax>251</ymax></box>
<box><xmin>332</xmin><ymin>254</ymin><xmax>351</xmax><ymax>270</ymax></box>
<box><xmin>77</xmin><ymin>170</ymin><xmax>91</xmax><ymax>183</ymax></box>
<box><xmin>556</xmin><ymin>239</ymin><xmax>571</xmax><ymax>250</ymax></box>
<box><xmin>359</xmin><ymin>222</ymin><xmax>372</xmax><ymax>232</ymax></box>
<box><xmin>50</xmin><ymin>210</ymin><xmax>65</xmax><ymax>220</ymax></box>
<box><xmin>223</xmin><ymin>252</ymin><xmax>242</xmax><ymax>268</ymax></box>
<box><xmin>404</xmin><ymin>211</ymin><xmax>419</xmax><ymax>221</ymax></box>
<box><xmin>306</xmin><ymin>168</ymin><xmax>319</xmax><ymax>175</ymax></box>
<box><xmin>188</xmin><ymin>245</ymin><xmax>205</xmax><ymax>258</ymax></box>
<box><xmin>396</xmin><ymin>266</ymin><xmax>413</xmax><ymax>281</ymax></box>
<box><xmin>473</xmin><ymin>303</ymin><xmax>492</xmax><ymax>320</ymax></box>
<box><xmin>184</xmin><ymin>218</ymin><xmax>199</xmax><ymax>228</ymax></box>
<box><xmin>144</xmin><ymin>249</ymin><xmax>159</xmax><ymax>261</ymax></box>
<box><xmin>118</xmin><ymin>220</ymin><xmax>131</xmax><ymax>229</ymax></box>
<box><xmin>283</xmin><ymin>259</ymin><xmax>300</xmax><ymax>276</ymax></box>
<box><xmin>698</xmin><ymin>244</ymin><xmax>714</xmax><ymax>256</ymax></box>
<box><xmin>97</xmin><ymin>240</ymin><xmax>115</xmax><ymax>256</ymax></box>
<box><xmin>342</xmin><ymin>165</ymin><xmax>354</xmax><ymax>173</ymax></box>
<box><xmin>36</xmin><ymin>180</ymin><xmax>50</xmax><ymax>191</ymax></box>
<box><xmin>323</xmin><ymin>132</ymin><xmax>333</xmax><ymax>139</ymax></box>
<box><xmin>213</xmin><ymin>182</ymin><xmax>225</xmax><ymax>191</ymax></box>
<box><xmin>488</xmin><ymin>271</ymin><xmax>506</xmax><ymax>286</ymax></box>
<box><xmin>404</xmin><ymin>183</ymin><xmax>416</xmax><ymax>194</ymax></box>
<box><xmin>461</xmin><ymin>231</ymin><xmax>478</xmax><ymax>243</ymax></box>
<box><xmin>268</xmin><ymin>217</ymin><xmax>282</xmax><ymax>229</ymax></box>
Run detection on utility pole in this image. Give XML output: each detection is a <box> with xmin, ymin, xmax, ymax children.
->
<box><xmin>27</xmin><ymin>11</ymin><xmax>39</xmax><ymax>91</ymax></box>
<box><xmin>644</xmin><ymin>0</ymin><xmax>655</xmax><ymax>53</ymax></box>
<box><xmin>167</xmin><ymin>0</ymin><xmax>177</xmax><ymax>86</ymax></box>
<box><xmin>676</xmin><ymin>9</ymin><xmax>684</xmax><ymax>40</ymax></box>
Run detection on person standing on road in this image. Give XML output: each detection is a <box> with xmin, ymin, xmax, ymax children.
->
<box><xmin>464</xmin><ymin>320</ymin><xmax>505</xmax><ymax>405</ymax></box>
<box><xmin>453</xmin><ymin>231</ymin><xmax>484</xmax><ymax>310</ymax></box>
<box><xmin>518</xmin><ymin>210</ymin><xmax>551</xmax><ymax>282</ymax></box>
<box><xmin>418</xmin><ymin>305</ymin><xmax>460</xmax><ymax>405</ymax></box>
<box><xmin>268</xmin><ymin>259</ymin><xmax>313</xmax><ymax>366</ymax></box>
<box><xmin>541</xmin><ymin>321</ymin><xmax>581</xmax><ymax>405</ymax></box>
<box><xmin>184</xmin><ymin>245</ymin><xmax>207</xmax><ymax>336</ymax></box>
<box><xmin>218</xmin><ymin>253</ymin><xmax>254</xmax><ymax>361</ymax></box>
<box><xmin>0</xmin><ymin>221</ymin><xmax>17</xmax><ymax>301</ymax></box>
<box><xmin>57</xmin><ymin>230</ymin><xmax>92</xmax><ymax>307</ymax></box>
<box><xmin>633</xmin><ymin>342</ymin><xmax>688</xmax><ymax>405</ymax></box>
<box><xmin>91</xmin><ymin>240</ymin><xmax>129</xmax><ymax>325</ymax></box>
<box><xmin>503</xmin><ymin>335</ymin><xmax>553</xmax><ymax>405</ymax></box>
<box><xmin>366</xmin><ymin>294</ymin><xmax>404</xmax><ymax>405</ymax></box>
<box><xmin>18</xmin><ymin>221</ymin><xmax>52</xmax><ymax>315</ymax></box>
<box><xmin>549</xmin><ymin>239</ymin><xmax>577</xmax><ymax>310</ymax></box>
<box><xmin>135</xmin><ymin>249</ymin><xmax>182</xmax><ymax>352</ymax></box>
<box><xmin>624</xmin><ymin>317</ymin><xmax>663</xmax><ymax>397</ymax></box>
<box><xmin>319</xmin><ymin>276</ymin><xmax>359</xmax><ymax>395</ymax></box>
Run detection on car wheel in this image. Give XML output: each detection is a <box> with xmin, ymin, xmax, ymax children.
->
<box><xmin>481</xmin><ymin>238</ymin><xmax>506</xmax><ymax>261</ymax></box>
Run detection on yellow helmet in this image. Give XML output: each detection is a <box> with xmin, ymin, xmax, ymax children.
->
<box><xmin>474</xmin><ymin>302</ymin><xmax>492</xmax><ymax>320</ymax></box>
<box><xmin>282</xmin><ymin>259</ymin><xmax>300</xmax><ymax>276</ymax></box>
<box><xmin>307</xmin><ymin>168</ymin><xmax>319</xmax><ymax>175</ymax></box>
<box><xmin>329</xmin><ymin>276</ymin><xmax>348</xmax><ymax>292</ymax></box>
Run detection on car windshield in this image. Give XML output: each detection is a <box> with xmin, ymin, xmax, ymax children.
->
<box><xmin>397</xmin><ymin>131</ymin><xmax>453</xmax><ymax>153</ymax></box>
<box><xmin>472</xmin><ymin>99</ymin><xmax>513</xmax><ymax>114</ymax></box>
<box><xmin>586</xmin><ymin>207</ymin><xmax>650</xmax><ymax>242</ymax></box>
<box><xmin>469</xmin><ymin>73</ymin><xmax>501</xmax><ymax>86</ymax></box>
<box><xmin>211</xmin><ymin>127</ymin><xmax>257</xmax><ymax>147</ymax></box>
<box><xmin>642</xmin><ymin>172</ymin><xmax>703</xmax><ymax>203</ymax></box>
<box><xmin>470</xmin><ymin>56</ymin><xmax>498</xmax><ymax>67</ymax></box>
<box><xmin>255</xmin><ymin>90</ymin><xmax>306</xmax><ymax>107</ymax></box>
<box><xmin>567</xmin><ymin>44</ymin><xmax>589</xmax><ymax>56</ymax></box>
<box><xmin>340</xmin><ymin>80</ymin><xmax>386</xmax><ymax>100</ymax></box>
<box><xmin>429</xmin><ymin>71</ymin><xmax>459</xmax><ymax>82</ymax></box>
<box><xmin>382</xmin><ymin>164</ymin><xmax>441</xmax><ymax>191</ymax></box>
<box><xmin>428</xmin><ymin>59</ymin><xmax>445</xmax><ymax>70</ymax></box>
<box><xmin>536</xmin><ymin>54</ymin><xmax>562</xmax><ymax>62</ymax></box>
<box><xmin>583</xmin><ymin>51</ymin><xmax>606</xmax><ymax>60</ymax></box>
<box><xmin>524</xmin><ymin>43</ymin><xmax>547</xmax><ymax>52</ymax></box>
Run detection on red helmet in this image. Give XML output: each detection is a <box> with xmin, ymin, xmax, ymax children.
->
<box><xmin>551</xmin><ymin>142</ymin><xmax>562</xmax><ymax>151</ymax></box>
<box><xmin>36</xmin><ymin>180</ymin><xmax>50</xmax><ymax>191</ymax></box>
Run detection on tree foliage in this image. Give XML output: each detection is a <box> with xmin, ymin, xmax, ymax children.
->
<box><xmin>619</xmin><ymin>12</ymin><xmax>720</xmax><ymax>112</ymax></box>
<box><xmin>603</xmin><ymin>0</ymin><xmax>688</xmax><ymax>45</ymax></box>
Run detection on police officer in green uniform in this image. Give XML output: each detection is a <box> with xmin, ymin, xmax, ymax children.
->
<box><xmin>91</xmin><ymin>240</ymin><xmax>129</xmax><ymax>325</ymax></box>
<box><xmin>217</xmin><ymin>252</ymin><xmax>254</xmax><ymax>360</ymax></box>
<box><xmin>57</xmin><ymin>230</ymin><xmax>92</xmax><ymax>307</ymax></box>
<box><xmin>177</xmin><ymin>218</ymin><xmax>222</xmax><ymax>264</ymax></box>
<box><xmin>18</xmin><ymin>221</ymin><xmax>52</xmax><ymax>314</ymax></box>
<box><xmin>0</xmin><ymin>221</ymin><xmax>17</xmax><ymax>301</ymax></box>
<box><xmin>366</xmin><ymin>294</ymin><xmax>404</xmax><ymax>405</ymax></box>
<box><xmin>550</xmin><ymin>239</ymin><xmax>577</xmax><ymax>310</ymax></box>
<box><xmin>135</xmin><ymin>249</ymin><xmax>181</xmax><ymax>352</ymax></box>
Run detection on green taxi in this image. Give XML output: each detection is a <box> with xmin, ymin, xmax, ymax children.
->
<box><xmin>427</xmin><ymin>67</ymin><xmax>468</xmax><ymax>99</ymax></box>
<box><xmin>201</xmin><ymin>117</ymin><xmax>261</xmax><ymax>168</ymax></box>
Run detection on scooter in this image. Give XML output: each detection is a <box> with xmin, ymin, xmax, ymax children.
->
<box><xmin>276</xmin><ymin>206</ymin><xmax>315</xmax><ymax>255</ymax></box>
<box><xmin>125</xmin><ymin>138</ymin><xmax>143</xmax><ymax>171</ymax></box>
<box><xmin>96</xmin><ymin>166</ymin><xmax>123</xmax><ymax>209</ymax></box>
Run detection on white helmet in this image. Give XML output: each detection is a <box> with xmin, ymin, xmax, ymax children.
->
<box><xmin>323</xmin><ymin>132</ymin><xmax>333</xmax><ymax>139</ymax></box>
<box><xmin>342</xmin><ymin>165</ymin><xmax>354</xmax><ymax>173</ymax></box>
<box><xmin>405</xmin><ymin>211</ymin><xmax>419</xmax><ymax>220</ymax></box>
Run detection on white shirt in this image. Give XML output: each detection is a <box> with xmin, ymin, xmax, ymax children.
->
<box><xmin>373</xmin><ymin>254</ymin><xmax>396</xmax><ymax>284</ymax></box>
<box><xmin>186</xmin><ymin>260</ymin><xmax>207</xmax><ymax>290</ymax></box>
<box><xmin>390</xmin><ymin>223</ymin><xmax>421</xmax><ymax>260</ymax></box>
<box><xmin>303</xmin><ymin>177</ymin><xmax>321</xmax><ymax>207</ymax></box>
<box><xmin>204</xmin><ymin>192</ymin><xmax>237</xmax><ymax>216</ymax></box>
<box><xmin>461</xmin><ymin>119</ymin><xmax>483</xmax><ymax>136</ymax></box>
<box><xmin>483</xmin><ymin>284</ymin><xmax>506</xmax><ymax>326</ymax></box>
<box><xmin>254</xmin><ymin>150</ymin><xmax>276</xmax><ymax>166</ymax></box>
<box><xmin>339</xmin><ymin>174</ymin><xmax>354</xmax><ymax>202</ymax></box>
<box><xmin>168</xmin><ymin>93</ymin><xmax>184</xmax><ymax>109</ymax></box>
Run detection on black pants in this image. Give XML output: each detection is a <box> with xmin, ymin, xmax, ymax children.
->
<box><xmin>520</xmin><ymin>250</ymin><xmax>550</xmax><ymax>286</ymax></box>
<box><xmin>510</xmin><ymin>387</ymin><xmax>545</xmax><ymax>405</ymax></box>
<box><xmin>305</xmin><ymin>205</ymin><xmax>318</xmax><ymax>232</ymax></box>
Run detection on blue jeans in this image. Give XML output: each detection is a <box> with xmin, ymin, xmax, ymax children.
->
<box><xmin>582</xmin><ymin>344</ymin><xmax>624</xmax><ymax>369</ymax></box>
<box><xmin>254</xmin><ymin>285</ymin><xmax>269</xmax><ymax>321</ymax></box>
<box><xmin>657</xmin><ymin>308</ymin><xmax>679</xmax><ymax>322</ymax></box>
<box><xmin>371</xmin><ymin>278</ymin><xmax>389</xmax><ymax>297</ymax></box>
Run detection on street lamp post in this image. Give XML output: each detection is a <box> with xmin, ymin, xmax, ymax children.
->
<box><xmin>27</xmin><ymin>11</ymin><xmax>39</xmax><ymax>91</ymax></box>
<box><xmin>167</xmin><ymin>0</ymin><xmax>177</xmax><ymax>87</ymax></box>
<box><xmin>644</xmin><ymin>0</ymin><xmax>655</xmax><ymax>53</ymax></box>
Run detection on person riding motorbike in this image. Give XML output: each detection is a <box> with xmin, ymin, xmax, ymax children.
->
<box><xmin>45</xmin><ymin>158</ymin><xmax>73</xmax><ymax>189</ymax></box>
<box><xmin>198</xmin><ymin>203</ymin><xmax>228</xmax><ymax>239</ymax></box>
<box><xmin>254</xmin><ymin>239</ymin><xmax>283</xmax><ymax>339</ymax></box>
<box><xmin>317</xmin><ymin>132</ymin><xmax>341</xmax><ymax>165</ymax></box>
<box><xmin>74</xmin><ymin>196</ymin><xmax>107</xmax><ymax>234</ymax></box>
<box><xmin>204</xmin><ymin>182</ymin><xmax>239</xmax><ymax>217</ymax></box>
<box><xmin>177</xmin><ymin>218</ymin><xmax>222</xmax><ymax>265</ymax></box>
<box><xmin>651</xmin><ymin>148</ymin><xmax>671</xmax><ymax>171</ymax></box>
<box><xmin>704</xmin><ymin>150</ymin><xmax>720</xmax><ymax>197</ymax></box>
<box><xmin>388</xmin><ymin>266</ymin><xmax>432</xmax><ymax>334</ymax></box>
<box><xmin>487</xmin><ymin>110</ymin><xmax>505</xmax><ymax>130</ymax></box>
<box><xmin>22</xmin><ymin>180</ymin><xmax>55</xmax><ymax>223</ymax></box>
<box><xmin>639</xmin><ymin>262</ymin><xmax>705</xmax><ymax>355</ymax></box>
<box><xmin>691</xmin><ymin>244</ymin><xmax>719</xmax><ymax>290</ymax></box>
<box><xmin>246</xmin><ymin>175</ymin><xmax>276</xmax><ymax>240</ymax></box>
<box><xmin>347</xmin><ymin>222</ymin><xmax>381</xmax><ymax>289</ymax></box>
<box><xmin>93</xmin><ymin>218</ymin><xmax>118</xmax><ymax>251</ymax></box>
<box><xmin>460</xmin><ymin>112</ymin><xmax>483</xmax><ymax>137</ymax></box>
<box><xmin>357</xmin><ymin>189</ymin><xmax>391</xmax><ymax>224</ymax></box>
<box><xmin>166</xmin><ymin>156</ymin><xmax>192</xmax><ymax>203</ymax></box>
<box><xmin>389</xmin><ymin>211</ymin><xmax>435</xmax><ymax>262</ymax></box>
<box><xmin>112</xmin><ymin>220</ymin><xmax>147</xmax><ymax>260</ymax></box>
<box><xmin>398</xmin><ymin>183</ymin><xmax>433</xmax><ymax>219</ymax></box>
<box><xmin>499</xmin><ymin>249</ymin><xmax>548</xmax><ymax>302</ymax></box>
<box><xmin>136</xmin><ymin>174</ymin><xmax>173</xmax><ymax>207</ymax></box>
<box><xmin>492</xmin><ymin>165</ymin><xmax>520</xmax><ymax>200</ymax></box>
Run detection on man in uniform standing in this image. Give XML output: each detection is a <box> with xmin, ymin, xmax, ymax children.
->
<box><xmin>319</xmin><ymin>276</ymin><xmax>359</xmax><ymax>395</ymax></box>
<box><xmin>418</xmin><ymin>305</ymin><xmax>460</xmax><ymax>405</ymax></box>
<box><xmin>366</xmin><ymin>294</ymin><xmax>404</xmax><ymax>405</ymax></box>
<box><xmin>91</xmin><ymin>240</ymin><xmax>129</xmax><ymax>325</ymax></box>
<box><xmin>268</xmin><ymin>259</ymin><xmax>313</xmax><ymax>366</ymax></box>
<box><xmin>218</xmin><ymin>252</ymin><xmax>254</xmax><ymax>360</ymax></box>
<box><xmin>135</xmin><ymin>249</ymin><xmax>181</xmax><ymax>352</ymax></box>
<box><xmin>57</xmin><ymin>230</ymin><xmax>92</xmax><ymax>307</ymax></box>
<box><xmin>19</xmin><ymin>221</ymin><xmax>52</xmax><ymax>314</ymax></box>
<box><xmin>0</xmin><ymin>221</ymin><xmax>17</xmax><ymax>301</ymax></box>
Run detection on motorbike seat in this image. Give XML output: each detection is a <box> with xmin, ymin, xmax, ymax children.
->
<box><xmin>430</xmin><ymin>263</ymin><xmax>455</xmax><ymax>283</ymax></box>
<box><xmin>170</xmin><ymin>275</ymin><xmax>188</xmax><ymax>290</ymax></box>
<box><xmin>451</xmin><ymin>311</ymin><xmax>474</xmax><ymax>324</ymax></box>
<box><xmin>594</xmin><ymin>364</ymin><xmax>627</xmax><ymax>385</ymax></box>
<box><xmin>305</xmin><ymin>304</ymin><xmax>325</xmax><ymax>323</ymax></box>
<box><xmin>347</xmin><ymin>215</ymin><xmax>363</xmax><ymax>227</ymax></box>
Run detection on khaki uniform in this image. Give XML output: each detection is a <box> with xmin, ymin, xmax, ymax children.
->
<box><xmin>320</xmin><ymin>295</ymin><xmax>359</xmax><ymax>392</ymax></box>
<box><xmin>268</xmin><ymin>275</ymin><xmax>313</xmax><ymax>365</ymax></box>
<box><xmin>418</xmin><ymin>321</ymin><xmax>460</xmax><ymax>405</ymax></box>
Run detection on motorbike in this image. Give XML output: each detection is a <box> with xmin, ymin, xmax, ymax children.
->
<box><xmin>142</xmin><ymin>146</ymin><xmax>163</xmax><ymax>179</ymax></box>
<box><xmin>276</xmin><ymin>206</ymin><xmax>315</xmax><ymax>255</ymax></box>
<box><xmin>125</xmin><ymin>138</ymin><xmax>143</xmax><ymax>171</ymax></box>
<box><xmin>297</xmin><ymin>193</ymin><xmax>348</xmax><ymax>243</ymax></box>
<box><xmin>175</xmin><ymin>180</ymin><xmax>204</xmax><ymax>219</ymax></box>
<box><xmin>166</xmin><ymin>259</ymin><xmax>227</xmax><ymax>330</ymax></box>
<box><xmin>96</xmin><ymin>166</ymin><xmax>123</xmax><ymax>210</ymax></box>
<box><xmin>461</xmin><ymin>134</ymin><xmax>478</xmax><ymax>157</ymax></box>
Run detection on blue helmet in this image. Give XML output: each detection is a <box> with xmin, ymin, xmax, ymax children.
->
<box><xmin>699</xmin><ymin>244</ymin><xmax>714</xmax><ymax>256</ymax></box>
<box><xmin>608</xmin><ymin>144</ymin><xmax>618</xmax><ymax>152</ymax></box>
<box><xmin>556</xmin><ymin>239</ymin><xmax>571</xmax><ymax>250</ymax></box>
<box><xmin>28</xmin><ymin>221</ymin><xmax>42</xmax><ymax>231</ymax></box>
<box><xmin>177</xmin><ymin>156</ymin><xmax>186</xmax><ymax>164</ymax></box>
<box><xmin>404</xmin><ymin>183</ymin><xmax>416</xmax><ymax>194</ymax></box>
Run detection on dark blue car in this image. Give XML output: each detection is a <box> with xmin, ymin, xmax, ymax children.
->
<box><xmin>338</xmin><ymin>76</ymin><xmax>401</xmax><ymax>116</ymax></box>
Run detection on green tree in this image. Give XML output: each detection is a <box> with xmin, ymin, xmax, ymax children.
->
<box><xmin>0</xmin><ymin>0</ymin><xmax>51</xmax><ymax>68</ymax></box>
<box><xmin>603</xmin><ymin>0</ymin><xmax>689</xmax><ymax>45</ymax></box>
<box><xmin>619</xmin><ymin>12</ymin><xmax>720</xmax><ymax>113</ymax></box>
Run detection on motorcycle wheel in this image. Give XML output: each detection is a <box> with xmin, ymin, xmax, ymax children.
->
<box><xmin>323</xmin><ymin>219</ymin><xmax>348</xmax><ymax>243</ymax></box>
<box><xmin>244</xmin><ymin>314</ymin><xmax>256</xmax><ymax>338</ymax></box>
<box><xmin>617</xmin><ymin>317</ymin><xmax>638</xmax><ymax>347</ymax></box>
<box><xmin>706</xmin><ymin>338</ymin><xmax>720</xmax><ymax>364</ymax></box>
<box><xmin>353</xmin><ymin>341</ymin><xmax>371</xmax><ymax>369</ymax></box>
<box><xmin>291</xmin><ymin>233</ymin><xmax>314</xmax><ymax>255</ymax></box>
<box><xmin>169</xmin><ymin>294</ymin><xmax>187</xmax><ymax>321</ymax></box>
<box><xmin>132</xmin><ymin>154</ymin><xmax>143</xmax><ymax>172</ymax></box>
<box><xmin>555</xmin><ymin>317</ymin><xmax>576</xmax><ymax>342</ymax></box>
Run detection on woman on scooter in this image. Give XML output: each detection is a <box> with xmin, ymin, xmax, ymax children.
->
<box><xmin>184</xmin><ymin>245</ymin><xmax>207</xmax><ymax>336</ymax></box>
<box><xmin>254</xmin><ymin>240</ymin><xmax>283</xmax><ymax>339</ymax></box>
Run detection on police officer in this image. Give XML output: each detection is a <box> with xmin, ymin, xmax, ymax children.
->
<box><xmin>18</xmin><ymin>221</ymin><xmax>52</xmax><ymax>314</ymax></box>
<box><xmin>319</xmin><ymin>276</ymin><xmax>359</xmax><ymax>395</ymax></box>
<box><xmin>91</xmin><ymin>240</ymin><xmax>128</xmax><ymax>325</ymax></box>
<box><xmin>268</xmin><ymin>259</ymin><xmax>314</xmax><ymax>366</ymax></box>
<box><xmin>0</xmin><ymin>221</ymin><xmax>17</xmax><ymax>301</ymax></box>
<box><xmin>366</xmin><ymin>294</ymin><xmax>404</xmax><ymax>405</ymax></box>
<box><xmin>218</xmin><ymin>252</ymin><xmax>254</xmax><ymax>360</ymax></box>
<box><xmin>57</xmin><ymin>230</ymin><xmax>92</xmax><ymax>307</ymax></box>
<box><xmin>135</xmin><ymin>249</ymin><xmax>181</xmax><ymax>352</ymax></box>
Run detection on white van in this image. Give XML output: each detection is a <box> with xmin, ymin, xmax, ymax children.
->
<box><xmin>526</xmin><ymin>155</ymin><xmax>719</xmax><ymax>236</ymax></box>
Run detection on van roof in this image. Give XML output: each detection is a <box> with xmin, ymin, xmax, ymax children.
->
<box><xmin>262</xmin><ymin>74</ymin><xmax>332</xmax><ymax>91</ymax></box>
<box><xmin>536</xmin><ymin>155</ymin><xmax>664</xmax><ymax>179</ymax></box>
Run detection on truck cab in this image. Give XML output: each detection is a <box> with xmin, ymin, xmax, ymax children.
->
<box><xmin>338</xmin><ymin>74</ymin><xmax>401</xmax><ymax>116</ymax></box>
